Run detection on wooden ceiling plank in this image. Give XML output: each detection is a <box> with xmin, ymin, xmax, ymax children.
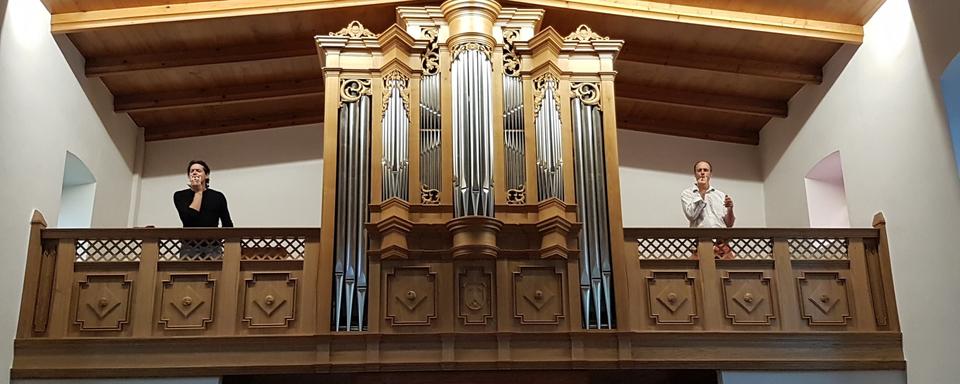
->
<box><xmin>51</xmin><ymin>0</ymin><xmax>415</xmax><ymax>34</ymax></box>
<box><xmin>616</xmin><ymin>85</ymin><xmax>788</xmax><ymax>118</ymax></box>
<box><xmin>86</xmin><ymin>40</ymin><xmax>316</xmax><ymax>77</ymax></box>
<box><xmin>512</xmin><ymin>0</ymin><xmax>864</xmax><ymax>44</ymax></box>
<box><xmin>618</xmin><ymin>121</ymin><xmax>759</xmax><ymax>145</ymax></box>
<box><xmin>618</xmin><ymin>47</ymin><xmax>823</xmax><ymax>85</ymax></box>
<box><xmin>144</xmin><ymin>112</ymin><xmax>324</xmax><ymax>141</ymax></box>
<box><xmin>115</xmin><ymin>79</ymin><xmax>325</xmax><ymax>113</ymax></box>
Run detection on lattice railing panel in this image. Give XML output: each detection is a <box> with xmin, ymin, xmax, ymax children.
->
<box><xmin>75</xmin><ymin>239</ymin><xmax>142</xmax><ymax>262</ymax></box>
<box><xmin>637</xmin><ymin>238</ymin><xmax>697</xmax><ymax>260</ymax></box>
<box><xmin>241</xmin><ymin>237</ymin><xmax>305</xmax><ymax>261</ymax></box>
<box><xmin>725</xmin><ymin>238</ymin><xmax>774</xmax><ymax>260</ymax></box>
<box><xmin>788</xmin><ymin>238</ymin><xmax>848</xmax><ymax>260</ymax></box>
<box><xmin>159</xmin><ymin>239</ymin><xmax>224</xmax><ymax>261</ymax></box>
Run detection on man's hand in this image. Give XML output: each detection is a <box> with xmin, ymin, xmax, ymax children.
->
<box><xmin>188</xmin><ymin>175</ymin><xmax>205</xmax><ymax>193</ymax></box>
<box><xmin>724</xmin><ymin>195</ymin><xmax>734</xmax><ymax>209</ymax></box>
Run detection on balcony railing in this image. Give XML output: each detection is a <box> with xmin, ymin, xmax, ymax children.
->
<box><xmin>13</xmin><ymin>211</ymin><xmax>902</xmax><ymax>379</ymax></box>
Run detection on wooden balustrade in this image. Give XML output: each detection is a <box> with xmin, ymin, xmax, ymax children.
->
<box><xmin>12</xmin><ymin>211</ymin><xmax>903</xmax><ymax>379</ymax></box>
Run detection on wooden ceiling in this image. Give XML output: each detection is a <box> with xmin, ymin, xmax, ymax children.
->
<box><xmin>44</xmin><ymin>0</ymin><xmax>884</xmax><ymax>145</ymax></box>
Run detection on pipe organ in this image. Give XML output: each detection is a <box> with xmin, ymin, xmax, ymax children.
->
<box><xmin>316</xmin><ymin>0</ymin><xmax>627</xmax><ymax>332</ymax></box>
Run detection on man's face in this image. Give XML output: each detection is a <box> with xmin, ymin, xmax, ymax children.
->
<box><xmin>189</xmin><ymin>164</ymin><xmax>208</xmax><ymax>184</ymax></box>
<box><xmin>694</xmin><ymin>161</ymin><xmax>712</xmax><ymax>186</ymax></box>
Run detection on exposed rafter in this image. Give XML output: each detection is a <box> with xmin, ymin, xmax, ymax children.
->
<box><xmin>144</xmin><ymin>112</ymin><xmax>324</xmax><ymax>141</ymax></box>
<box><xmin>511</xmin><ymin>0</ymin><xmax>864</xmax><ymax>44</ymax></box>
<box><xmin>617</xmin><ymin>84</ymin><xmax>788</xmax><ymax>118</ymax></box>
<box><xmin>51</xmin><ymin>0</ymin><xmax>416</xmax><ymax>34</ymax></box>
<box><xmin>618</xmin><ymin>48</ymin><xmax>823</xmax><ymax>85</ymax></box>
<box><xmin>86</xmin><ymin>41</ymin><xmax>316</xmax><ymax>77</ymax></box>
<box><xmin>115</xmin><ymin>79</ymin><xmax>324</xmax><ymax>113</ymax></box>
<box><xmin>619</xmin><ymin>121</ymin><xmax>759</xmax><ymax>145</ymax></box>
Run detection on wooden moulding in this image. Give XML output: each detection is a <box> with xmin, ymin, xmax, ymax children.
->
<box><xmin>10</xmin><ymin>331</ymin><xmax>904</xmax><ymax>378</ymax></box>
<box><xmin>369</xmin><ymin>198</ymin><xmax>414</xmax><ymax>260</ymax></box>
<box><xmin>535</xmin><ymin>198</ymin><xmax>581</xmax><ymax>260</ymax></box>
<box><xmin>445</xmin><ymin>216</ymin><xmax>504</xmax><ymax>259</ymax></box>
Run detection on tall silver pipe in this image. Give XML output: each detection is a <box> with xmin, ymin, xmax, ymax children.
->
<box><xmin>535</xmin><ymin>76</ymin><xmax>563</xmax><ymax>201</ymax></box>
<box><xmin>333</xmin><ymin>79</ymin><xmax>371</xmax><ymax>332</ymax></box>
<box><xmin>571</xmin><ymin>84</ymin><xmax>614</xmax><ymax>329</ymax></box>
<box><xmin>451</xmin><ymin>45</ymin><xmax>495</xmax><ymax>217</ymax></box>
<box><xmin>382</xmin><ymin>75</ymin><xmax>410</xmax><ymax>201</ymax></box>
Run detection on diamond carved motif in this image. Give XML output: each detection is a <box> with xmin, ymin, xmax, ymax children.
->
<box><xmin>74</xmin><ymin>274</ymin><xmax>133</xmax><ymax>331</ymax></box>
<box><xmin>159</xmin><ymin>274</ymin><xmax>216</xmax><ymax>330</ymax></box>
<box><xmin>645</xmin><ymin>271</ymin><xmax>698</xmax><ymax>325</ymax></box>
<box><xmin>512</xmin><ymin>266</ymin><xmax>564</xmax><ymax>325</ymax></box>
<box><xmin>458</xmin><ymin>266</ymin><xmax>494</xmax><ymax>325</ymax></box>
<box><xmin>385</xmin><ymin>266</ymin><xmax>438</xmax><ymax>326</ymax></box>
<box><xmin>797</xmin><ymin>272</ymin><xmax>852</xmax><ymax>326</ymax></box>
<box><xmin>242</xmin><ymin>273</ymin><xmax>297</xmax><ymax>328</ymax></box>
<box><xmin>721</xmin><ymin>271</ymin><xmax>776</xmax><ymax>325</ymax></box>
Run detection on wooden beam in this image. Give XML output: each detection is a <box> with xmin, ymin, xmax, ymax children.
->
<box><xmin>51</xmin><ymin>0</ymin><xmax>415</xmax><ymax>34</ymax></box>
<box><xmin>618</xmin><ymin>48</ymin><xmax>823</xmax><ymax>85</ymax></box>
<box><xmin>512</xmin><ymin>0</ymin><xmax>864</xmax><ymax>44</ymax></box>
<box><xmin>618</xmin><ymin>120</ymin><xmax>759</xmax><ymax>145</ymax></box>
<box><xmin>144</xmin><ymin>112</ymin><xmax>323</xmax><ymax>141</ymax></box>
<box><xmin>115</xmin><ymin>79</ymin><xmax>324</xmax><ymax>113</ymax></box>
<box><xmin>86</xmin><ymin>40</ymin><xmax>315</xmax><ymax>77</ymax></box>
<box><xmin>616</xmin><ymin>84</ymin><xmax>788</xmax><ymax>118</ymax></box>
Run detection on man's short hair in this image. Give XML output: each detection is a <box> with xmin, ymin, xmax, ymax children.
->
<box><xmin>187</xmin><ymin>160</ymin><xmax>211</xmax><ymax>187</ymax></box>
<box><xmin>693</xmin><ymin>160</ymin><xmax>713</xmax><ymax>172</ymax></box>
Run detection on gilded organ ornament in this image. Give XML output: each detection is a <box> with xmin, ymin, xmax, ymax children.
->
<box><xmin>331</xmin><ymin>20</ymin><xmax>377</xmax><ymax>38</ymax></box>
<box><xmin>564</xmin><ymin>24</ymin><xmax>609</xmax><ymax>42</ymax></box>
<box><xmin>422</xmin><ymin>27</ymin><xmax>440</xmax><ymax>76</ymax></box>
<box><xmin>381</xmin><ymin>70</ymin><xmax>411</xmax><ymax>117</ymax></box>
<box><xmin>340</xmin><ymin>79</ymin><xmax>372</xmax><ymax>106</ymax></box>
<box><xmin>570</xmin><ymin>82</ymin><xmax>601</xmax><ymax>107</ymax></box>
<box><xmin>452</xmin><ymin>42</ymin><xmax>492</xmax><ymax>62</ymax></box>
<box><xmin>502</xmin><ymin>29</ymin><xmax>521</xmax><ymax>77</ymax></box>
<box><xmin>533</xmin><ymin>73</ymin><xmax>562</xmax><ymax>118</ymax></box>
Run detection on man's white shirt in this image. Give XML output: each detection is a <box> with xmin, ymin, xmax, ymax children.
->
<box><xmin>681</xmin><ymin>185</ymin><xmax>729</xmax><ymax>228</ymax></box>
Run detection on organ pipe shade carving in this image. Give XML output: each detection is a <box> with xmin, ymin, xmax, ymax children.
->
<box><xmin>333</xmin><ymin>79</ymin><xmax>372</xmax><ymax>332</ymax></box>
<box><xmin>502</xmin><ymin>29</ymin><xmax>526</xmax><ymax>204</ymax></box>
<box><xmin>420</xmin><ymin>29</ymin><xmax>442</xmax><ymax>204</ymax></box>
<box><xmin>451</xmin><ymin>42</ymin><xmax>495</xmax><ymax>217</ymax></box>
<box><xmin>571</xmin><ymin>82</ymin><xmax>615</xmax><ymax>329</ymax></box>
<box><xmin>381</xmin><ymin>71</ymin><xmax>410</xmax><ymax>201</ymax></box>
<box><xmin>534</xmin><ymin>73</ymin><xmax>563</xmax><ymax>201</ymax></box>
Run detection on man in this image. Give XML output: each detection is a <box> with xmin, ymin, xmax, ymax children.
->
<box><xmin>173</xmin><ymin>160</ymin><xmax>233</xmax><ymax>259</ymax></box>
<box><xmin>681</xmin><ymin>160</ymin><xmax>735</xmax><ymax>259</ymax></box>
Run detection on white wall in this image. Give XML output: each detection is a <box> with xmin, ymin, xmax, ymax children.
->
<box><xmin>136</xmin><ymin>124</ymin><xmax>324</xmax><ymax>227</ymax></box>
<box><xmin>721</xmin><ymin>371</ymin><xmax>906</xmax><ymax>384</ymax></box>
<box><xmin>58</xmin><ymin>183</ymin><xmax>96</xmax><ymax>228</ymax></box>
<box><xmin>0</xmin><ymin>0</ymin><xmax>140</xmax><ymax>382</ymax></box>
<box><xmin>618</xmin><ymin>130</ymin><xmax>766</xmax><ymax>227</ymax></box>
<box><xmin>760</xmin><ymin>0</ymin><xmax>960</xmax><ymax>382</ymax></box>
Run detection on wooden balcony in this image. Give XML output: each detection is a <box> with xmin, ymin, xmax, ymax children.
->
<box><xmin>13</xmin><ymin>211</ymin><xmax>902</xmax><ymax>379</ymax></box>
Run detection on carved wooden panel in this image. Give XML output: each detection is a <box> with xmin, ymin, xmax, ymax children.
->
<box><xmin>242</xmin><ymin>273</ymin><xmax>297</xmax><ymax>328</ymax></box>
<box><xmin>74</xmin><ymin>274</ymin><xmax>133</xmax><ymax>331</ymax></box>
<box><xmin>159</xmin><ymin>274</ymin><xmax>216</xmax><ymax>330</ymax></box>
<box><xmin>385</xmin><ymin>266</ymin><xmax>438</xmax><ymax>326</ymax></box>
<box><xmin>512</xmin><ymin>266</ymin><xmax>564</xmax><ymax>325</ymax></box>
<box><xmin>721</xmin><ymin>271</ymin><xmax>775</xmax><ymax>325</ymax></box>
<box><xmin>457</xmin><ymin>266</ymin><xmax>494</xmax><ymax>325</ymax></box>
<box><xmin>646</xmin><ymin>271</ymin><xmax>698</xmax><ymax>325</ymax></box>
<box><xmin>797</xmin><ymin>272</ymin><xmax>852</xmax><ymax>326</ymax></box>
